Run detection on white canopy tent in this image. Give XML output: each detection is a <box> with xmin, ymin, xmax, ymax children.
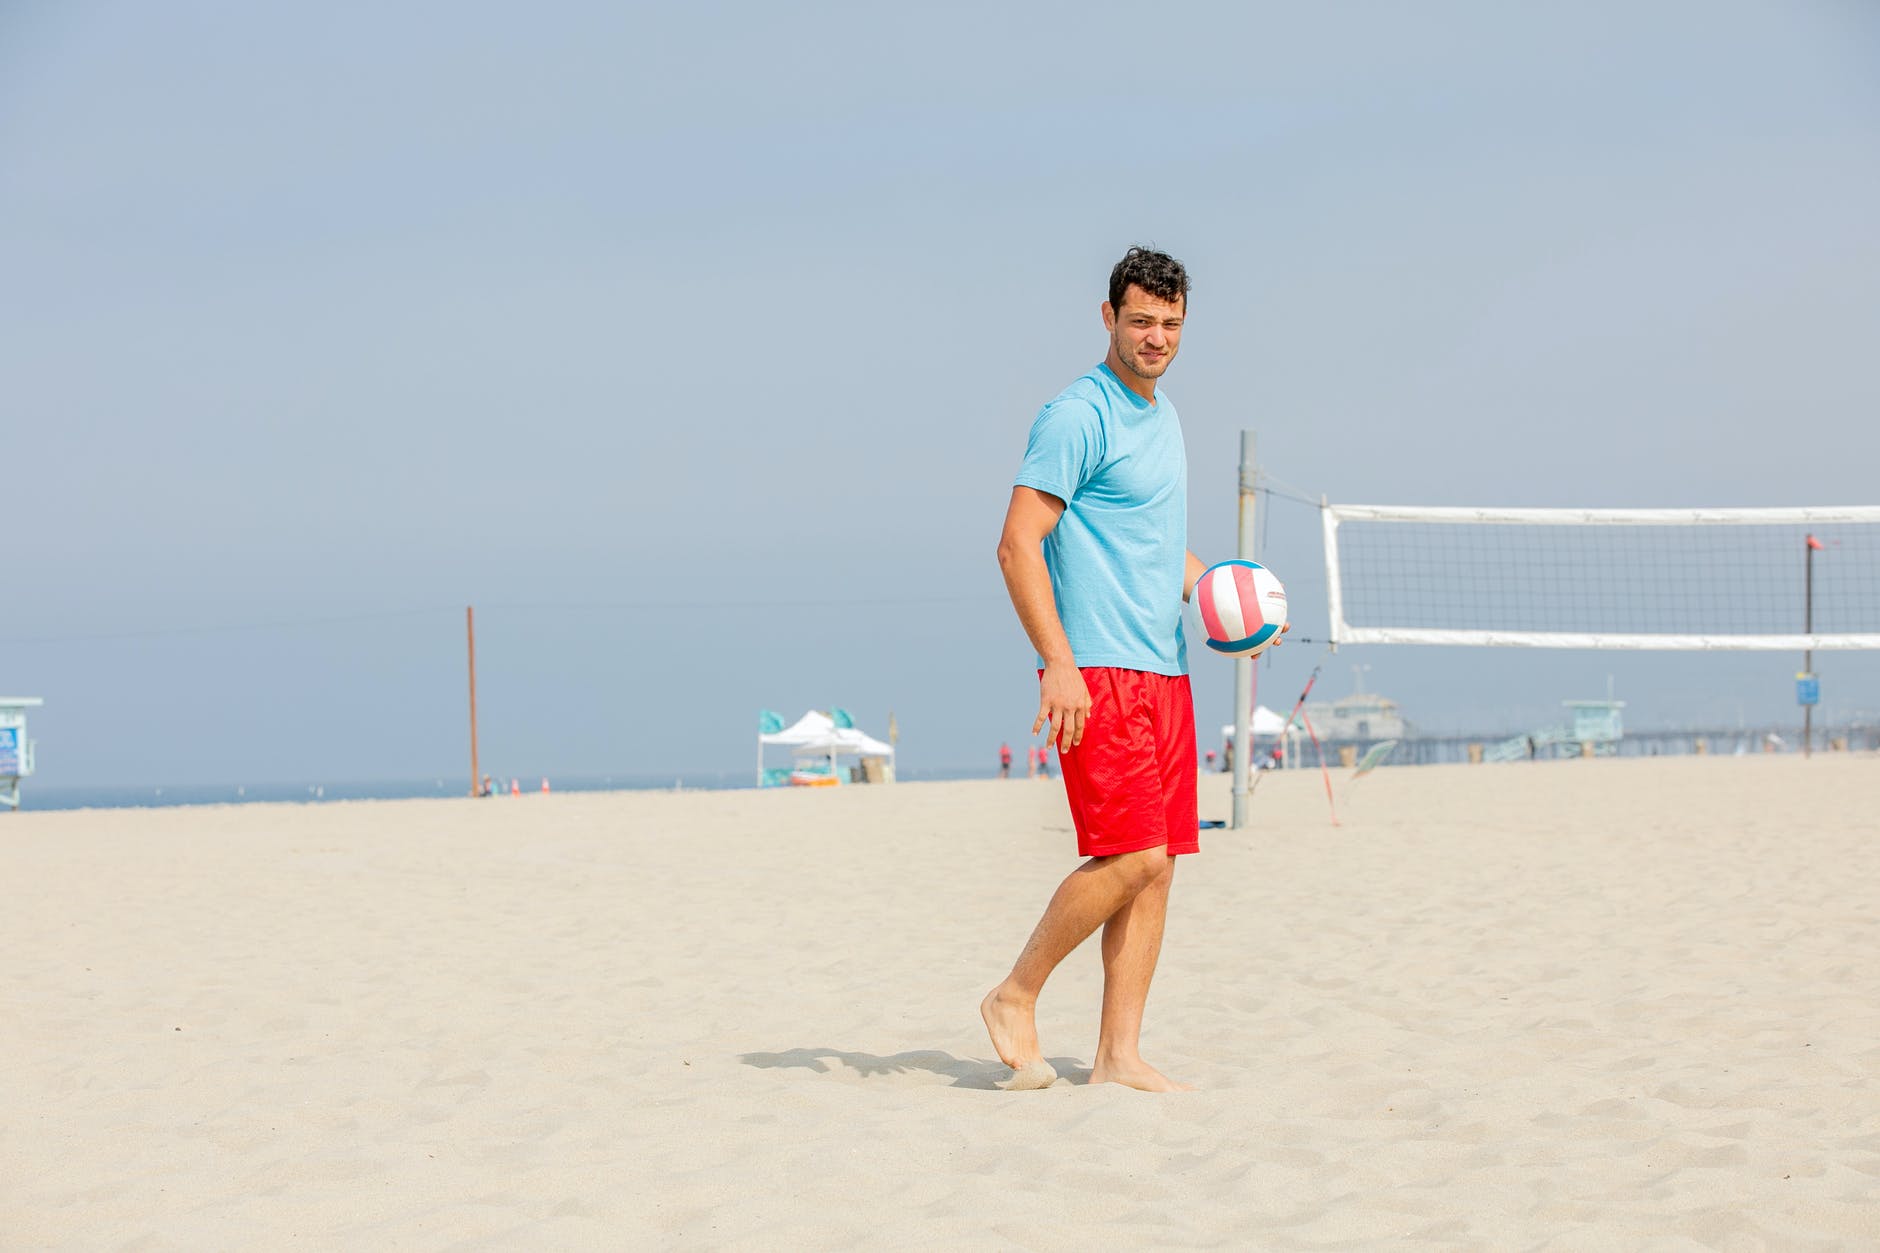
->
<box><xmin>758</xmin><ymin>710</ymin><xmax>895</xmax><ymax>785</ymax></box>
<box><xmin>1220</xmin><ymin>705</ymin><xmax>1301</xmax><ymax>769</ymax></box>
<box><xmin>1223</xmin><ymin>705</ymin><xmax>1290</xmax><ymax>737</ymax></box>
<box><xmin>761</xmin><ymin>710</ymin><xmax>837</xmax><ymax>746</ymax></box>
<box><xmin>791</xmin><ymin>726</ymin><xmax>895</xmax><ymax>758</ymax></box>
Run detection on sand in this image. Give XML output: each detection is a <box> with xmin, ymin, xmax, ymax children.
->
<box><xmin>3</xmin><ymin>755</ymin><xmax>1877</xmax><ymax>1249</ymax></box>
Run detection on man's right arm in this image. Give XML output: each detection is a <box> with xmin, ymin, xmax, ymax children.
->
<box><xmin>996</xmin><ymin>486</ymin><xmax>1092</xmax><ymax>751</ymax></box>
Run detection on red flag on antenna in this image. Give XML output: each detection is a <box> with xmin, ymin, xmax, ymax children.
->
<box><xmin>1806</xmin><ymin>535</ymin><xmax>1824</xmax><ymax>551</ymax></box>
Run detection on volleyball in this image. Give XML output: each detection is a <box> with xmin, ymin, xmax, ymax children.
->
<box><xmin>1194</xmin><ymin>560</ymin><xmax>1288</xmax><ymax>658</ymax></box>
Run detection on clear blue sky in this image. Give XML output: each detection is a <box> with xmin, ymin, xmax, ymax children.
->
<box><xmin>5</xmin><ymin>2</ymin><xmax>1879</xmax><ymax>786</ymax></box>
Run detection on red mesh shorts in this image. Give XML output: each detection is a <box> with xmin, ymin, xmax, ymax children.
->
<box><xmin>1048</xmin><ymin>667</ymin><xmax>1198</xmax><ymax>858</ymax></box>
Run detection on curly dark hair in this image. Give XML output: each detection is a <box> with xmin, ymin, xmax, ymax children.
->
<box><xmin>1108</xmin><ymin>246</ymin><xmax>1190</xmax><ymax>313</ymax></box>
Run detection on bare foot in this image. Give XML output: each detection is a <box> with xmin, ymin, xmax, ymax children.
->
<box><xmin>981</xmin><ymin>984</ymin><xmax>1055</xmax><ymax>1088</ymax></box>
<box><xmin>1089</xmin><ymin>1056</ymin><xmax>1193</xmax><ymax>1092</ymax></box>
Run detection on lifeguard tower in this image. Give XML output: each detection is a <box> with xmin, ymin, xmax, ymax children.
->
<box><xmin>1</xmin><ymin>698</ymin><xmax>43</xmax><ymax>811</ymax></box>
<box><xmin>1564</xmin><ymin>698</ymin><xmax>1625</xmax><ymax>756</ymax></box>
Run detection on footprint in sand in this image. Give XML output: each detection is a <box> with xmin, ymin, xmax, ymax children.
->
<box><xmin>999</xmin><ymin>1060</ymin><xmax>1059</xmax><ymax>1091</ymax></box>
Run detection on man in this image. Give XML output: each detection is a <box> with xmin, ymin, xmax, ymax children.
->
<box><xmin>999</xmin><ymin>742</ymin><xmax>1012</xmax><ymax>778</ymax></box>
<box><xmin>982</xmin><ymin>245</ymin><xmax>1226</xmax><ymax>1093</ymax></box>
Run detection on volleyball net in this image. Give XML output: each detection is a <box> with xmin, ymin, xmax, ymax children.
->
<box><xmin>1321</xmin><ymin>505</ymin><xmax>1880</xmax><ymax>651</ymax></box>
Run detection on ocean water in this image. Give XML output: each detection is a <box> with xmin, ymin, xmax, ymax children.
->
<box><xmin>15</xmin><ymin>766</ymin><xmax>990</xmax><ymax>813</ymax></box>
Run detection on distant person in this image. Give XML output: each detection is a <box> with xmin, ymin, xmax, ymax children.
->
<box><xmin>999</xmin><ymin>742</ymin><xmax>1013</xmax><ymax>778</ymax></box>
<box><xmin>1037</xmin><ymin>746</ymin><xmax>1051</xmax><ymax>780</ymax></box>
<box><xmin>1222</xmin><ymin>738</ymin><xmax>1234</xmax><ymax>776</ymax></box>
<box><xmin>478</xmin><ymin>774</ymin><xmax>494</xmax><ymax>798</ymax></box>
<box><xmin>982</xmin><ymin>246</ymin><xmax>1283</xmax><ymax>1093</ymax></box>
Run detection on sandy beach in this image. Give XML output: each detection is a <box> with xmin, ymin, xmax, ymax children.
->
<box><xmin>3</xmin><ymin>755</ymin><xmax>1877</xmax><ymax>1249</ymax></box>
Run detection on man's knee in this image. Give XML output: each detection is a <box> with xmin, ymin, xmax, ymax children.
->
<box><xmin>1111</xmin><ymin>846</ymin><xmax>1171</xmax><ymax>893</ymax></box>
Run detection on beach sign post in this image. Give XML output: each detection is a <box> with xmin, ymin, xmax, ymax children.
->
<box><xmin>0</xmin><ymin>697</ymin><xmax>44</xmax><ymax>812</ymax></box>
<box><xmin>1796</xmin><ymin>671</ymin><xmax>1819</xmax><ymax>761</ymax></box>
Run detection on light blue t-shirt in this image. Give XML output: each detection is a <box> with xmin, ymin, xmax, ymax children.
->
<box><xmin>1013</xmin><ymin>363</ymin><xmax>1188</xmax><ymax>676</ymax></box>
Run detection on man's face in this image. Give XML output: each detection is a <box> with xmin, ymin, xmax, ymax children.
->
<box><xmin>1103</xmin><ymin>285</ymin><xmax>1185</xmax><ymax>383</ymax></box>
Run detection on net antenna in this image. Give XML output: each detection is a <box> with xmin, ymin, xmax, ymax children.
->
<box><xmin>1322</xmin><ymin>504</ymin><xmax>1880</xmax><ymax>651</ymax></box>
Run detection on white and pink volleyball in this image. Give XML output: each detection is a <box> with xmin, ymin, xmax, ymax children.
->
<box><xmin>1194</xmin><ymin>560</ymin><xmax>1288</xmax><ymax>658</ymax></box>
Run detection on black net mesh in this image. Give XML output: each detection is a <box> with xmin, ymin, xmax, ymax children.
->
<box><xmin>1337</xmin><ymin>521</ymin><xmax>1880</xmax><ymax>637</ymax></box>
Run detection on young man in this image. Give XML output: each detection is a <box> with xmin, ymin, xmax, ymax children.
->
<box><xmin>981</xmin><ymin>246</ymin><xmax>1211</xmax><ymax>1093</ymax></box>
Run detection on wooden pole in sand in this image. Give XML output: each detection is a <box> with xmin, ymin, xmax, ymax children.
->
<box><xmin>467</xmin><ymin>606</ymin><xmax>480</xmax><ymax>796</ymax></box>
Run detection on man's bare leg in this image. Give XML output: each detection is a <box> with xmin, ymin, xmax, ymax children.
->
<box><xmin>1090</xmin><ymin>857</ymin><xmax>1191</xmax><ymax>1091</ymax></box>
<box><xmin>981</xmin><ymin>846</ymin><xmax>1170</xmax><ymax>1085</ymax></box>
